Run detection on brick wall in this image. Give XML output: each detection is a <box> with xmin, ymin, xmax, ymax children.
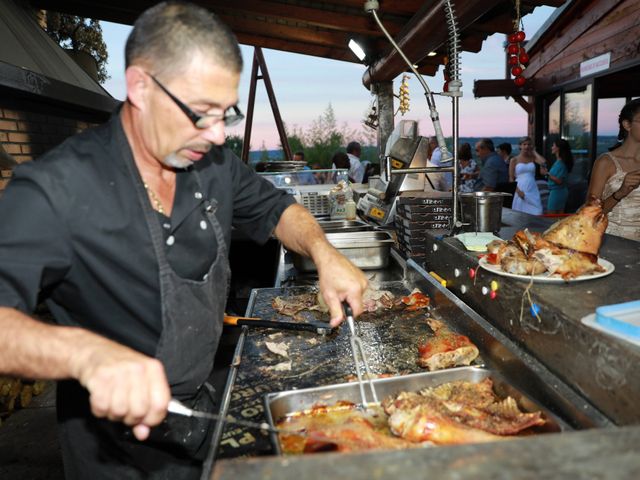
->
<box><xmin>0</xmin><ymin>95</ymin><xmax>109</xmax><ymax>191</ymax></box>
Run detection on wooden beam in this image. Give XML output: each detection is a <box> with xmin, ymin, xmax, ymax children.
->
<box><xmin>363</xmin><ymin>0</ymin><xmax>503</xmax><ymax>86</ymax></box>
<box><xmin>473</xmin><ymin>79</ymin><xmax>538</xmax><ymax>98</ymax></box>
<box><xmin>525</xmin><ymin>0</ymin><xmax>624</xmax><ymax>78</ymax></box>
<box><xmin>513</xmin><ymin>95</ymin><xmax>533</xmax><ymax>114</ymax></box>
<box><xmin>219</xmin><ymin>13</ymin><xmax>351</xmax><ymax>49</ymax></box>
<box><xmin>234</xmin><ymin>33</ymin><xmax>356</xmax><ymax>63</ymax></box>
<box><xmin>202</xmin><ymin>0</ymin><xmax>405</xmax><ymax>37</ymax></box>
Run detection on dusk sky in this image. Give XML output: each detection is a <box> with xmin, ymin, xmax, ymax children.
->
<box><xmin>101</xmin><ymin>6</ymin><xmax>571</xmax><ymax>150</ymax></box>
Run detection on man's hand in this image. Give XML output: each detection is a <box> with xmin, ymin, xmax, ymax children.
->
<box><xmin>315</xmin><ymin>248</ymin><xmax>368</xmax><ymax>327</ymax></box>
<box><xmin>72</xmin><ymin>338</ymin><xmax>171</xmax><ymax>441</ymax></box>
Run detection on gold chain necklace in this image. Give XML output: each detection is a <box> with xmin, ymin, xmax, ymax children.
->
<box><xmin>143</xmin><ymin>182</ymin><xmax>165</xmax><ymax>215</ymax></box>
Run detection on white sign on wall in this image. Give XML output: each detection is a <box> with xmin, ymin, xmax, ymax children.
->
<box><xmin>580</xmin><ymin>52</ymin><xmax>611</xmax><ymax>78</ymax></box>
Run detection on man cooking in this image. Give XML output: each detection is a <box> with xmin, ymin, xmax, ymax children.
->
<box><xmin>0</xmin><ymin>2</ymin><xmax>367</xmax><ymax>479</ymax></box>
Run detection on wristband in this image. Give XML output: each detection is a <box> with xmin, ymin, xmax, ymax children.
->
<box><xmin>612</xmin><ymin>191</ymin><xmax>622</xmax><ymax>202</ymax></box>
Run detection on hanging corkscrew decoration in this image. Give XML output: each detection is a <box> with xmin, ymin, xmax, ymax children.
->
<box><xmin>507</xmin><ymin>0</ymin><xmax>528</xmax><ymax>87</ymax></box>
<box><xmin>398</xmin><ymin>74</ymin><xmax>410</xmax><ymax>115</ymax></box>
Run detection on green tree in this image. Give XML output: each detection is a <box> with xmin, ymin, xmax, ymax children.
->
<box><xmin>225</xmin><ymin>134</ymin><xmax>245</xmax><ymax>159</ymax></box>
<box><xmin>259</xmin><ymin>142</ymin><xmax>270</xmax><ymax>163</ymax></box>
<box><xmin>40</xmin><ymin>12</ymin><xmax>110</xmax><ymax>83</ymax></box>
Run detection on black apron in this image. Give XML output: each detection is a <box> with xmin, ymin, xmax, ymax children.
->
<box><xmin>58</xmin><ymin>126</ymin><xmax>230</xmax><ymax>480</ymax></box>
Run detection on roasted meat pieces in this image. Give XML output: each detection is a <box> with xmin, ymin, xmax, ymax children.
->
<box><xmin>383</xmin><ymin>378</ymin><xmax>545</xmax><ymax>445</ymax></box>
<box><xmin>417</xmin><ymin>319</ymin><xmax>479</xmax><ymax>371</ymax></box>
<box><xmin>487</xmin><ymin>200</ymin><xmax>608</xmax><ymax>279</ymax></box>
<box><xmin>277</xmin><ymin>401</ymin><xmax>417</xmax><ymax>454</ymax></box>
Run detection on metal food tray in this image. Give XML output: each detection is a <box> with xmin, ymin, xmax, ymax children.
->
<box><xmin>291</xmin><ymin>230</ymin><xmax>395</xmax><ymax>272</ymax></box>
<box><xmin>264</xmin><ymin>366</ymin><xmax>567</xmax><ymax>455</ymax></box>
<box><xmin>317</xmin><ymin>219</ymin><xmax>375</xmax><ymax>233</ymax></box>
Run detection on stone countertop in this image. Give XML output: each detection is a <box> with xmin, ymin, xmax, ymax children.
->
<box><xmin>212</xmin><ymin>425</ymin><xmax>640</xmax><ymax>480</ymax></box>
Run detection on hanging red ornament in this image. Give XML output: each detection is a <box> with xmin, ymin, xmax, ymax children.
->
<box><xmin>514</xmin><ymin>30</ymin><xmax>526</xmax><ymax>42</ymax></box>
<box><xmin>514</xmin><ymin>76</ymin><xmax>526</xmax><ymax>87</ymax></box>
<box><xmin>507</xmin><ymin>44</ymin><xmax>519</xmax><ymax>54</ymax></box>
<box><xmin>508</xmin><ymin>33</ymin><xmax>519</xmax><ymax>44</ymax></box>
<box><xmin>519</xmin><ymin>52</ymin><xmax>530</xmax><ymax>64</ymax></box>
<box><xmin>511</xmin><ymin>66</ymin><xmax>523</xmax><ymax>76</ymax></box>
<box><xmin>508</xmin><ymin>55</ymin><xmax>519</xmax><ymax>66</ymax></box>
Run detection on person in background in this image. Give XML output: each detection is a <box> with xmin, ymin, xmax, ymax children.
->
<box><xmin>541</xmin><ymin>138</ymin><xmax>573</xmax><ymax>214</ymax></box>
<box><xmin>475</xmin><ymin>138</ymin><xmax>509</xmax><ymax>192</ymax></box>
<box><xmin>293</xmin><ymin>150</ymin><xmax>316</xmax><ymax>185</ymax></box>
<box><xmin>292</xmin><ymin>151</ymin><xmax>304</xmax><ymax>162</ymax></box>
<box><xmin>0</xmin><ymin>3</ymin><xmax>368</xmax><ymax>478</ymax></box>
<box><xmin>428</xmin><ymin>135</ymin><xmax>452</xmax><ymax>190</ymax></box>
<box><xmin>587</xmin><ymin>98</ymin><xmax>640</xmax><ymax>241</ymax></box>
<box><xmin>497</xmin><ymin>142</ymin><xmax>516</xmax><ymax>207</ymax></box>
<box><xmin>345</xmin><ymin>141</ymin><xmax>365</xmax><ymax>183</ymax></box>
<box><xmin>458</xmin><ymin>142</ymin><xmax>479</xmax><ymax>193</ymax></box>
<box><xmin>510</xmin><ymin>136</ymin><xmax>544</xmax><ymax>215</ymax></box>
<box><xmin>331</xmin><ymin>151</ymin><xmax>354</xmax><ymax>183</ymax></box>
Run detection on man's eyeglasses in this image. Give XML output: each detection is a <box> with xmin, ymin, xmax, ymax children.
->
<box><xmin>149</xmin><ymin>75</ymin><xmax>244</xmax><ymax>129</ymax></box>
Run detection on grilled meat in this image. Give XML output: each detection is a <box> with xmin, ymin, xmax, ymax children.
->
<box><xmin>383</xmin><ymin>378</ymin><xmax>545</xmax><ymax>445</ymax></box>
<box><xmin>272</xmin><ymin>293</ymin><xmax>323</xmax><ymax>318</ymax></box>
<box><xmin>542</xmin><ymin>201</ymin><xmax>608</xmax><ymax>255</ymax></box>
<box><xmin>417</xmin><ymin>319</ymin><xmax>479</xmax><ymax>371</ymax></box>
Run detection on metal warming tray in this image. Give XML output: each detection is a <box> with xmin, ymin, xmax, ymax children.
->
<box><xmin>264</xmin><ymin>366</ymin><xmax>567</xmax><ymax>455</ymax></box>
<box><xmin>317</xmin><ymin>219</ymin><xmax>375</xmax><ymax>233</ymax></box>
<box><xmin>291</xmin><ymin>230</ymin><xmax>395</xmax><ymax>272</ymax></box>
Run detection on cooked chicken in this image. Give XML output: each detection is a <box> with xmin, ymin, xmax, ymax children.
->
<box><xmin>485</xmin><ymin>200</ymin><xmax>608</xmax><ymax>279</ymax></box>
<box><xmin>417</xmin><ymin>319</ymin><xmax>479</xmax><ymax>371</ymax></box>
<box><xmin>383</xmin><ymin>378</ymin><xmax>545</xmax><ymax>445</ymax></box>
<box><xmin>542</xmin><ymin>201</ymin><xmax>608</xmax><ymax>255</ymax></box>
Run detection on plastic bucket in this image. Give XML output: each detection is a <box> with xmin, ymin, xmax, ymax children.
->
<box><xmin>458</xmin><ymin>192</ymin><xmax>508</xmax><ymax>233</ymax></box>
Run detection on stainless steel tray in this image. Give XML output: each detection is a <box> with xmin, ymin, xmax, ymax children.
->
<box><xmin>317</xmin><ymin>219</ymin><xmax>375</xmax><ymax>233</ymax></box>
<box><xmin>291</xmin><ymin>230</ymin><xmax>395</xmax><ymax>272</ymax></box>
<box><xmin>264</xmin><ymin>366</ymin><xmax>567</xmax><ymax>454</ymax></box>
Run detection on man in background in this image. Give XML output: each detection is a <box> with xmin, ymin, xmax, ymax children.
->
<box><xmin>346</xmin><ymin>141</ymin><xmax>365</xmax><ymax>183</ymax></box>
<box><xmin>475</xmin><ymin>138</ymin><xmax>509</xmax><ymax>192</ymax></box>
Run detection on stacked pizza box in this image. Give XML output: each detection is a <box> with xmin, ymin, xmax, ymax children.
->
<box><xmin>394</xmin><ymin>192</ymin><xmax>453</xmax><ymax>261</ymax></box>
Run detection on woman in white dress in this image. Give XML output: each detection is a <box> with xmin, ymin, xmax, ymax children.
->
<box><xmin>511</xmin><ymin>137</ymin><xmax>544</xmax><ymax>215</ymax></box>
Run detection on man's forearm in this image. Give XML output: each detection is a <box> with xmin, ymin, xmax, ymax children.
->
<box><xmin>0</xmin><ymin>306</ymin><xmax>103</xmax><ymax>381</ymax></box>
<box><xmin>273</xmin><ymin>203</ymin><xmax>335</xmax><ymax>263</ymax></box>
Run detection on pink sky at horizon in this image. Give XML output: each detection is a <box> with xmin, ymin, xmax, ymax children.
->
<box><xmin>102</xmin><ymin>5</ymin><xmax>623</xmax><ymax>150</ymax></box>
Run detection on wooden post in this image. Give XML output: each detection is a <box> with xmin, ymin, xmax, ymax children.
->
<box><xmin>241</xmin><ymin>47</ymin><xmax>292</xmax><ymax>164</ymax></box>
<box><xmin>376</xmin><ymin>81</ymin><xmax>394</xmax><ymax>156</ymax></box>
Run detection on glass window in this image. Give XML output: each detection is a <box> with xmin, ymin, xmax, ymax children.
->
<box><xmin>544</xmin><ymin>94</ymin><xmax>561</xmax><ymax>160</ymax></box>
<box><xmin>562</xmin><ymin>84</ymin><xmax>592</xmax><ymax>212</ymax></box>
<box><xmin>596</xmin><ymin>98</ymin><xmax>626</xmax><ymax>157</ymax></box>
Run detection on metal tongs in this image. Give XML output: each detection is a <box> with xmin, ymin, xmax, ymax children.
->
<box><xmin>343</xmin><ymin>302</ymin><xmax>379</xmax><ymax>407</ymax></box>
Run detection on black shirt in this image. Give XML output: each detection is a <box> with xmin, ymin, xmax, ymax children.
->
<box><xmin>0</xmin><ymin>111</ymin><xmax>295</xmax><ymax>356</ymax></box>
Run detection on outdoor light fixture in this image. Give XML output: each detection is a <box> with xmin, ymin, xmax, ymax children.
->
<box><xmin>348</xmin><ymin>39</ymin><xmax>367</xmax><ymax>62</ymax></box>
<box><xmin>427</xmin><ymin>51</ymin><xmax>437</xmax><ymax>57</ymax></box>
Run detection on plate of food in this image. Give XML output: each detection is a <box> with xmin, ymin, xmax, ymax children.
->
<box><xmin>479</xmin><ymin>200</ymin><xmax>615</xmax><ymax>283</ymax></box>
<box><xmin>478</xmin><ymin>256</ymin><xmax>615</xmax><ymax>284</ymax></box>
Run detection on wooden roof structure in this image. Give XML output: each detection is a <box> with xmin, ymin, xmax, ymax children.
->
<box><xmin>32</xmin><ymin>0</ymin><xmax>565</xmax><ymax>87</ymax></box>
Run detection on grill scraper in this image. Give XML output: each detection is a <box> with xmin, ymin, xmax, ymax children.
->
<box><xmin>343</xmin><ymin>302</ymin><xmax>379</xmax><ymax>407</ymax></box>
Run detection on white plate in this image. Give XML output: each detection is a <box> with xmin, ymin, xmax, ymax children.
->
<box><xmin>477</xmin><ymin>257</ymin><xmax>615</xmax><ymax>284</ymax></box>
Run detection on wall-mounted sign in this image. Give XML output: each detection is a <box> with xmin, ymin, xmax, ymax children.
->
<box><xmin>580</xmin><ymin>52</ymin><xmax>611</xmax><ymax>78</ymax></box>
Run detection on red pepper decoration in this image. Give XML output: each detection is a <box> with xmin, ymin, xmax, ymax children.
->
<box><xmin>508</xmin><ymin>55</ymin><xmax>519</xmax><ymax>66</ymax></box>
<box><xmin>514</xmin><ymin>76</ymin><xmax>526</xmax><ymax>87</ymax></box>
<box><xmin>514</xmin><ymin>30</ymin><xmax>526</xmax><ymax>42</ymax></box>
<box><xmin>519</xmin><ymin>52</ymin><xmax>530</xmax><ymax>64</ymax></box>
<box><xmin>511</xmin><ymin>66</ymin><xmax>523</xmax><ymax>76</ymax></box>
<box><xmin>507</xmin><ymin>44</ymin><xmax>519</xmax><ymax>55</ymax></box>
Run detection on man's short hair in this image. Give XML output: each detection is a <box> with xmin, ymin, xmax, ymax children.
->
<box><xmin>293</xmin><ymin>151</ymin><xmax>305</xmax><ymax>160</ymax></box>
<box><xmin>346</xmin><ymin>141</ymin><xmax>361</xmax><ymax>155</ymax></box>
<box><xmin>497</xmin><ymin>142</ymin><xmax>512</xmax><ymax>155</ymax></box>
<box><xmin>478</xmin><ymin>138</ymin><xmax>495</xmax><ymax>152</ymax></box>
<box><xmin>125</xmin><ymin>1</ymin><xmax>242</xmax><ymax>79</ymax></box>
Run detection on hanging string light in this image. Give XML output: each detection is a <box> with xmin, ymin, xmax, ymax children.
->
<box><xmin>507</xmin><ymin>0</ymin><xmax>529</xmax><ymax>87</ymax></box>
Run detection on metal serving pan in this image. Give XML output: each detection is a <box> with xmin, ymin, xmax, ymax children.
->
<box><xmin>291</xmin><ymin>231</ymin><xmax>395</xmax><ymax>272</ymax></box>
<box><xmin>317</xmin><ymin>219</ymin><xmax>375</xmax><ymax>233</ymax></box>
<box><xmin>264</xmin><ymin>366</ymin><xmax>567</xmax><ymax>455</ymax></box>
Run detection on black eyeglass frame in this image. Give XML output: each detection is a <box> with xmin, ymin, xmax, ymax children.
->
<box><xmin>149</xmin><ymin>75</ymin><xmax>244</xmax><ymax>128</ymax></box>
